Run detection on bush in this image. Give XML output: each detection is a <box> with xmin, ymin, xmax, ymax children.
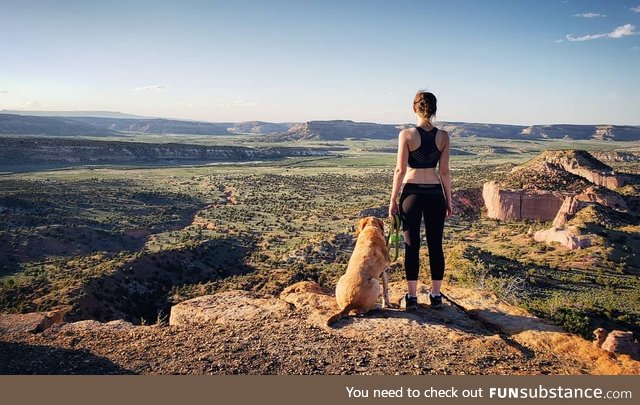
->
<box><xmin>458</xmin><ymin>257</ymin><xmax>525</xmax><ymax>304</ymax></box>
<box><xmin>552</xmin><ymin>307</ymin><xmax>593</xmax><ymax>339</ymax></box>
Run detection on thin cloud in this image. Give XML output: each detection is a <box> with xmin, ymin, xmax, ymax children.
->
<box><xmin>566</xmin><ymin>23</ymin><xmax>636</xmax><ymax>41</ymax></box>
<box><xmin>573</xmin><ymin>12</ymin><xmax>606</xmax><ymax>18</ymax></box>
<box><xmin>133</xmin><ymin>84</ymin><xmax>165</xmax><ymax>92</ymax></box>
<box><xmin>632</xmin><ymin>6</ymin><xmax>640</xmax><ymax>13</ymax></box>
<box><xmin>0</xmin><ymin>90</ymin><xmax>8</xmax><ymax>94</ymax></box>
<box><xmin>555</xmin><ymin>39</ymin><xmax>565</xmax><ymax>43</ymax></box>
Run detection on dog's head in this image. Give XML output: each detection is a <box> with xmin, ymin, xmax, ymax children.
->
<box><xmin>355</xmin><ymin>216</ymin><xmax>385</xmax><ymax>237</ymax></box>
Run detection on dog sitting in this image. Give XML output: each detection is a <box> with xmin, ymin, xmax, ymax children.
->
<box><xmin>327</xmin><ymin>216</ymin><xmax>391</xmax><ymax>326</ymax></box>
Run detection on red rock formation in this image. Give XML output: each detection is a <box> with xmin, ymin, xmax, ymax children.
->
<box><xmin>598</xmin><ymin>330</ymin><xmax>640</xmax><ymax>359</ymax></box>
<box><xmin>482</xmin><ymin>181</ymin><xmax>565</xmax><ymax>221</ymax></box>
<box><xmin>539</xmin><ymin>150</ymin><xmax>624</xmax><ymax>190</ymax></box>
<box><xmin>532</xmin><ymin>187</ymin><xmax>629</xmax><ymax>249</ymax></box>
<box><xmin>484</xmin><ymin>150</ymin><xmax>629</xmax><ymax>250</ymax></box>
<box><xmin>552</xmin><ymin>195</ymin><xmax>590</xmax><ymax>229</ymax></box>
<box><xmin>552</xmin><ymin>188</ymin><xmax>627</xmax><ymax>228</ymax></box>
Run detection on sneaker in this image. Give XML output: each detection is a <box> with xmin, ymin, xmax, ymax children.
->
<box><xmin>405</xmin><ymin>294</ymin><xmax>418</xmax><ymax>311</ymax></box>
<box><xmin>429</xmin><ymin>293</ymin><xmax>443</xmax><ymax>309</ymax></box>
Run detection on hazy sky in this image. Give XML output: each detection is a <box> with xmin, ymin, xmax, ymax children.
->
<box><xmin>1</xmin><ymin>0</ymin><xmax>639</xmax><ymax>125</ymax></box>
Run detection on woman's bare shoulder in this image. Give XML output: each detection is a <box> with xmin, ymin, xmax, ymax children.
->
<box><xmin>436</xmin><ymin>128</ymin><xmax>450</xmax><ymax>141</ymax></box>
<box><xmin>436</xmin><ymin>129</ymin><xmax>450</xmax><ymax>150</ymax></box>
<box><xmin>399</xmin><ymin>127</ymin><xmax>418</xmax><ymax>139</ymax></box>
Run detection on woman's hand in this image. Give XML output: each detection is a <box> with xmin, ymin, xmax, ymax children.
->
<box><xmin>446</xmin><ymin>201</ymin><xmax>453</xmax><ymax>218</ymax></box>
<box><xmin>389</xmin><ymin>200</ymin><xmax>399</xmax><ymax>219</ymax></box>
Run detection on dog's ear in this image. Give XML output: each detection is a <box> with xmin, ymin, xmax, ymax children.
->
<box><xmin>355</xmin><ymin>217</ymin><xmax>367</xmax><ymax>237</ymax></box>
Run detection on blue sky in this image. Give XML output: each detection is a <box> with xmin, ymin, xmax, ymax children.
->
<box><xmin>1</xmin><ymin>0</ymin><xmax>639</xmax><ymax>125</ymax></box>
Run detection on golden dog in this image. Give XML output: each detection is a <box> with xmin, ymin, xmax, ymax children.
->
<box><xmin>327</xmin><ymin>216</ymin><xmax>391</xmax><ymax>326</ymax></box>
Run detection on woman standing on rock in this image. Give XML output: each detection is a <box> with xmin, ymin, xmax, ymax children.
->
<box><xmin>388</xmin><ymin>90</ymin><xmax>452</xmax><ymax>310</ymax></box>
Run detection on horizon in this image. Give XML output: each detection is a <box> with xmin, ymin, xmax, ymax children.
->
<box><xmin>2</xmin><ymin>108</ymin><xmax>640</xmax><ymax>128</ymax></box>
<box><xmin>1</xmin><ymin>1</ymin><xmax>640</xmax><ymax>126</ymax></box>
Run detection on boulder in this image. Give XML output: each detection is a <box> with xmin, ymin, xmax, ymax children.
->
<box><xmin>533</xmin><ymin>226</ymin><xmax>590</xmax><ymax>250</ymax></box>
<box><xmin>600</xmin><ymin>330</ymin><xmax>640</xmax><ymax>359</ymax></box>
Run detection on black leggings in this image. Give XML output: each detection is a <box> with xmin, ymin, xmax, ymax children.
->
<box><xmin>399</xmin><ymin>183</ymin><xmax>446</xmax><ymax>281</ymax></box>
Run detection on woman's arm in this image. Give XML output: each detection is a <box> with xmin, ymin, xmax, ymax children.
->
<box><xmin>438</xmin><ymin>130</ymin><xmax>453</xmax><ymax>217</ymax></box>
<box><xmin>389</xmin><ymin>129</ymin><xmax>409</xmax><ymax>218</ymax></box>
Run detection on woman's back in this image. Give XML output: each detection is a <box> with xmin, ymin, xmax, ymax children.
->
<box><xmin>403</xmin><ymin>126</ymin><xmax>446</xmax><ymax>184</ymax></box>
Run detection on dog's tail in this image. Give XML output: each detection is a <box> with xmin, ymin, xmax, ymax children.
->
<box><xmin>326</xmin><ymin>305</ymin><xmax>352</xmax><ymax>326</ymax></box>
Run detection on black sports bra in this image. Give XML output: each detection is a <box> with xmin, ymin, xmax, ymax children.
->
<box><xmin>407</xmin><ymin>126</ymin><xmax>441</xmax><ymax>169</ymax></box>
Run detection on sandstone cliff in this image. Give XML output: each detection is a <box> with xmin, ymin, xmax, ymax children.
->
<box><xmin>537</xmin><ymin>150</ymin><xmax>623</xmax><ymax>190</ymax></box>
<box><xmin>482</xmin><ymin>181</ymin><xmax>566</xmax><ymax>221</ymax></box>
<box><xmin>483</xmin><ymin>150</ymin><xmax>632</xmax><ymax>250</ymax></box>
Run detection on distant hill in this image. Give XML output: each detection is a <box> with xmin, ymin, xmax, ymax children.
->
<box><xmin>0</xmin><ymin>137</ymin><xmax>337</xmax><ymax>166</ymax></box>
<box><xmin>439</xmin><ymin>122</ymin><xmax>527</xmax><ymax>139</ymax></box>
<box><xmin>266</xmin><ymin>120</ymin><xmax>408</xmax><ymax>141</ymax></box>
<box><xmin>66</xmin><ymin>117</ymin><xmax>235</xmax><ymax>135</ymax></box>
<box><xmin>228</xmin><ymin>121</ymin><xmax>295</xmax><ymax>135</ymax></box>
<box><xmin>1</xmin><ymin>111</ymin><xmax>639</xmax><ymax>140</ymax></box>
<box><xmin>0</xmin><ymin>114</ymin><xmax>114</xmax><ymax>136</ymax></box>
<box><xmin>0</xmin><ymin>110</ymin><xmax>146</xmax><ymax>119</ymax></box>
<box><xmin>521</xmin><ymin>124</ymin><xmax>640</xmax><ymax>141</ymax></box>
<box><xmin>270</xmin><ymin>121</ymin><xmax>640</xmax><ymax>141</ymax></box>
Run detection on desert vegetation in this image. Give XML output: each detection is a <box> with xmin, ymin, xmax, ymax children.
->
<box><xmin>0</xmin><ymin>136</ymin><xmax>639</xmax><ymax>342</ymax></box>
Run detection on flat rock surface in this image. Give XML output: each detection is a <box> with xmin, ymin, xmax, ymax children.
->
<box><xmin>1</xmin><ymin>281</ymin><xmax>638</xmax><ymax>375</ymax></box>
<box><xmin>169</xmin><ymin>290</ymin><xmax>290</xmax><ymax>327</ymax></box>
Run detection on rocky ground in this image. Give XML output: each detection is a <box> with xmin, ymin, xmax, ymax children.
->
<box><xmin>1</xmin><ymin>281</ymin><xmax>637</xmax><ymax>375</ymax></box>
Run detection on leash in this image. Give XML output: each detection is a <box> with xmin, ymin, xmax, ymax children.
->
<box><xmin>387</xmin><ymin>213</ymin><xmax>402</xmax><ymax>262</ymax></box>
